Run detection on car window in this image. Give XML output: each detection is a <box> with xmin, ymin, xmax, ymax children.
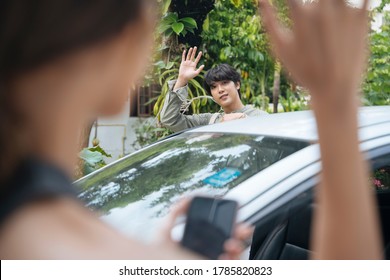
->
<box><xmin>76</xmin><ymin>132</ymin><xmax>308</xmax><ymax>240</ymax></box>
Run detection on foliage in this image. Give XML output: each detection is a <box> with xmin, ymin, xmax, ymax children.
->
<box><xmin>152</xmin><ymin>67</ymin><xmax>213</xmax><ymax>120</ymax></box>
<box><xmin>150</xmin><ymin>0</ymin><xmax>390</xmax><ymax>126</ymax></box>
<box><xmin>371</xmin><ymin>166</ymin><xmax>390</xmax><ymax>191</ymax></box>
<box><xmin>158</xmin><ymin>12</ymin><xmax>198</xmax><ymax>38</ymax></box>
<box><xmin>147</xmin><ymin>1</ymin><xmax>219</xmax><ymax>119</ymax></box>
<box><xmin>79</xmin><ymin>145</ymin><xmax>112</xmax><ymax>175</ymax></box>
<box><xmin>201</xmin><ymin>0</ymin><xmax>292</xmax><ymax>110</ymax></box>
<box><xmin>279</xmin><ymin>89</ymin><xmax>310</xmax><ymax>112</ymax></box>
<box><xmin>134</xmin><ymin>120</ymin><xmax>172</xmax><ymax>148</ymax></box>
<box><xmin>363</xmin><ymin>10</ymin><xmax>390</xmax><ymax>106</ymax></box>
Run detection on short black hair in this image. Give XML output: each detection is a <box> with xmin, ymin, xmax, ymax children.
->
<box><xmin>204</xmin><ymin>64</ymin><xmax>241</xmax><ymax>98</ymax></box>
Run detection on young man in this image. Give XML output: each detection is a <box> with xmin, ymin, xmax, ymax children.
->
<box><xmin>160</xmin><ymin>47</ymin><xmax>267</xmax><ymax>132</ymax></box>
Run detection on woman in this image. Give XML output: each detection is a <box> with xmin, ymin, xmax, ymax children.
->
<box><xmin>258</xmin><ymin>0</ymin><xmax>382</xmax><ymax>259</ymax></box>
<box><xmin>0</xmin><ymin>0</ymin><xmax>250</xmax><ymax>259</ymax></box>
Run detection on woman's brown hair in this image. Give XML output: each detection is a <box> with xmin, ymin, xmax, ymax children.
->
<box><xmin>0</xmin><ymin>0</ymin><xmax>145</xmax><ymax>182</ymax></box>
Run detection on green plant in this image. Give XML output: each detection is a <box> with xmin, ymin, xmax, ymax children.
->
<box><xmin>153</xmin><ymin>66</ymin><xmax>214</xmax><ymax>120</ymax></box>
<box><xmin>279</xmin><ymin>89</ymin><xmax>309</xmax><ymax>112</ymax></box>
<box><xmin>158</xmin><ymin>12</ymin><xmax>198</xmax><ymax>37</ymax></box>
<box><xmin>201</xmin><ymin>0</ymin><xmax>290</xmax><ymax>110</ymax></box>
<box><xmin>79</xmin><ymin>145</ymin><xmax>112</xmax><ymax>175</ymax></box>
<box><xmin>363</xmin><ymin>10</ymin><xmax>390</xmax><ymax>106</ymax></box>
<box><xmin>145</xmin><ymin>0</ymin><xmax>217</xmax><ymax>119</ymax></box>
<box><xmin>371</xmin><ymin>167</ymin><xmax>390</xmax><ymax>191</ymax></box>
<box><xmin>134</xmin><ymin>121</ymin><xmax>172</xmax><ymax>149</ymax></box>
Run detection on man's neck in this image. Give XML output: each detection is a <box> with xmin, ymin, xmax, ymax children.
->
<box><xmin>223</xmin><ymin>101</ymin><xmax>245</xmax><ymax>114</ymax></box>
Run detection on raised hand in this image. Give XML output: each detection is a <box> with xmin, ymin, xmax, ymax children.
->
<box><xmin>258</xmin><ymin>0</ymin><xmax>370</xmax><ymax>110</ymax></box>
<box><xmin>259</xmin><ymin>0</ymin><xmax>383</xmax><ymax>260</ymax></box>
<box><xmin>174</xmin><ymin>47</ymin><xmax>205</xmax><ymax>90</ymax></box>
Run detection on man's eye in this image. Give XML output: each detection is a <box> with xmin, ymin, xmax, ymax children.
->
<box><xmin>223</xmin><ymin>81</ymin><xmax>228</xmax><ymax>84</ymax></box>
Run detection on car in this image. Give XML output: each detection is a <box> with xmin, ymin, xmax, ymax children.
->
<box><xmin>75</xmin><ymin>106</ymin><xmax>390</xmax><ymax>260</ymax></box>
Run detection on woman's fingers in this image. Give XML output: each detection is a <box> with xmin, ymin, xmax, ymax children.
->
<box><xmin>234</xmin><ymin>223</ymin><xmax>254</xmax><ymax>241</ymax></box>
<box><xmin>227</xmin><ymin>223</ymin><xmax>254</xmax><ymax>259</ymax></box>
<box><xmin>362</xmin><ymin>0</ymin><xmax>369</xmax><ymax>11</ymax></box>
<box><xmin>258</xmin><ymin>0</ymin><xmax>292</xmax><ymax>66</ymax></box>
<box><xmin>220</xmin><ymin>239</ymin><xmax>244</xmax><ymax>260</ymax></box>
<box><xmin>219</xmin><ymin>223</ymin><xmax>254</xmax><ymax>260</ymax></box>
<box><xmin>160</xmin><ymin>198</ymin><xmax>191</xmax><ymax>241</ymax></box>
<box><xmin>318</xmin><ymin>0</ymin><xmax>342</xmax><ymax>82</ymax></box>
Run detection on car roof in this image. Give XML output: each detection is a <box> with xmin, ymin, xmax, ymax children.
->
<box><xmin>188</xmin><ymin>106</ymin><xmax>390</xmax><ymax>142</ymax></box>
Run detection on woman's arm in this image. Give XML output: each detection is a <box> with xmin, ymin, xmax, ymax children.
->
<box><xmin>0</xmin><ymin>198</ymin><xmax>252</xmax><ymax>259</ymax></box>
<box><xmin>258</xmin><ymin>0</ymin><xmax>382</xmax><ymax>259</ymax></box>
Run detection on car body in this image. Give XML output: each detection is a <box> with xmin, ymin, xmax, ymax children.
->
<box><xmin>76</xmin><ymin>106</ymin><xmax>390</xmax><ymax>259</ymax></box>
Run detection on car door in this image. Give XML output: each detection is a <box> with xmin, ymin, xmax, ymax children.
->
<box><xmin>248</xmin><ymin>143</ymin><xmax>390</xmax><ymax>260</ymax></box>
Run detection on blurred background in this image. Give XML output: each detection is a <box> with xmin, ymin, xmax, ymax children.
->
<box><xmin>78</xmin><ymin>0</ymin><xmax>389</xmax><ymax>178</ymax></box>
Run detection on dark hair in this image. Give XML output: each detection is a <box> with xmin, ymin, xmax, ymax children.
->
<box><xmin>0</xmin><ymin>0</ymin><xmax>145</xmax><ymax>182</ymax></box>
<box><xmin>204</xmin><ymin>64</ymin><xmax>241</xmax><ymax>98</ymax></box>
<box><xmin>0</xmin><ymin>0</ymin><xmax>146</xmax><ymax>78</ymax></box>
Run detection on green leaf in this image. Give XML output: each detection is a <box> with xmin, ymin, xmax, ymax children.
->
<box><xmin>159</xmin><ymin>68</ymin><xmax>178</xmax><ymax>85</ymax></box>
<box><xmin>180</xmin><ymin>17</ymin><xmax>198</xmax><ymax>29</ymax></box>
<box><xmin>157</xmin><ymin>21</ymin><xmax>172</xmax><ymax>33</ymax></box>
<box><xmin>161</xmin><ymin>0</ymin><xmax>171</xmax><ymax>14</ymax></box>
<box><xmin>164</xmin><ymin>29</ymin><xmax>174</xmax><ymax>37</ymax></box>
<box><xmin>189</xmin><ymin>79</ymin><xmax>207</xmax><ymax>95</ymax></box>
<box><xmin>203</xmin><ymin>15</ymin><xmax>210</xmax><ymax>32</ymax></box>
<box><xmin>172</xmin><ymin>22</ymin><xmax>184</xmax><ymax>35</ymax></box>
<box><xmin>154</xmin><ymin>61</ymin><xmax>166</xmax><ymax>69</ymax></box>
<box><xmin>166</xmin><ymin>61</ymin><xmax>175</xmax><ymax>69</ymax></box>
<box><xmin>163</xmin><ymin>13</ymin><xmax>178</xmax><ymax>24</ymax></box>
<box><xmin>79</xmin><ymin>149</ymin><xmax>103</xmax><ymax>166</ymax></box>
<box><xmin>230</xmin><ymin>0</ymin><xmax>242</xmax><ymax>8</ymax></box>
<box><xmin>88</xmin><ymin>146</ymin><xmax>112</xmax><ymax>158</ymax></box>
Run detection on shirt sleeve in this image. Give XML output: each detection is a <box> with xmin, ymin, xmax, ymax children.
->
<box><xmin>243</xmin><ymin>106</ymin><xmax>268</xmax><ymax>117</ymax></box>
<box><xmin>160</xmin><ymin>80</ymin><xmax>213</xmax><ymax>133</ymax></box>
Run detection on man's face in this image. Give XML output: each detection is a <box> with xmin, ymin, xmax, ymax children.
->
<box><xmin>210</xmin><ymin>80</ymin><xmax>240</xmax><ymax>108</ymax></box>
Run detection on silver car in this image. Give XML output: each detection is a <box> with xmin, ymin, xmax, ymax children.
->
<box><xmin>76</xmin><ymin>106</ymin><xmax>390</xmax><ymax>259</ymax></box>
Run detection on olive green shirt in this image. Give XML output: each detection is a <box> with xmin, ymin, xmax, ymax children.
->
<box><xmin>160</xmin><ymin>80</ymin><xmax>267</xmax><ymax>132</ymax></box>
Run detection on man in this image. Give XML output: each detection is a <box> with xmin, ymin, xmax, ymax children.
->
<box><xmin>160</xmin><ymin>47</ymin><xmax>267</xmax><ymax>132</ymax></box>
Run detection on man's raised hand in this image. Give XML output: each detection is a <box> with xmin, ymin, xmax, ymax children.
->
<box><xmin>174</xmin><ymin>47</ymin><xmax>205</xmax><ymax>90</ymax></box>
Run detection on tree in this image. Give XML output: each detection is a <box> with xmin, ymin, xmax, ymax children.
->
<box><xmin>201</xmin><ymin>0</ymin><xmax>290</xmax><ymax>111</ymax></box>
<box><xmin>363</xmin><ymin>8</ymin><xmax>390</xmax><ymax>105</ymax></box>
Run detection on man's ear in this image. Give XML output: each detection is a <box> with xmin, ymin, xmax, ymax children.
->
<box><xmin>236</xmin><ymin>81</ymin><xmax>241</xmax><ymax>90</ymax></box>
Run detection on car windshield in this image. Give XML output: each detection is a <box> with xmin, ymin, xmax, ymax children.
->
<box><xmin>76</xmin><ymin>132</ymin><xmax>309</xmax><ymax>241</ymax></box>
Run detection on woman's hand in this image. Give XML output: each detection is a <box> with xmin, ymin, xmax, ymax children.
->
<box><xmin>174</xmin><ymin>47</ymin><xmax>205</xmax><ymax>90</ymax></box>
<box><xmin>258</xmin><ymin>0</ymin><xmax>383</xmax><ymax>260</ymax></box>
<box><xmin>258</xmin><ymin>0</ymin><xmax>369</xmax><ymax>110</ymax></box>
<box><xmin>159</xmin><ymin>198</ymin><xmax>253</xmax><ymax>260</ymax></box>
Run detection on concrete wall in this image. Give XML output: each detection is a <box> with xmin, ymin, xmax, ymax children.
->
<box><xmin>88</xmin><ymin>94</ymin><xmax>154</xmax><ymax>163</ymax></box>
